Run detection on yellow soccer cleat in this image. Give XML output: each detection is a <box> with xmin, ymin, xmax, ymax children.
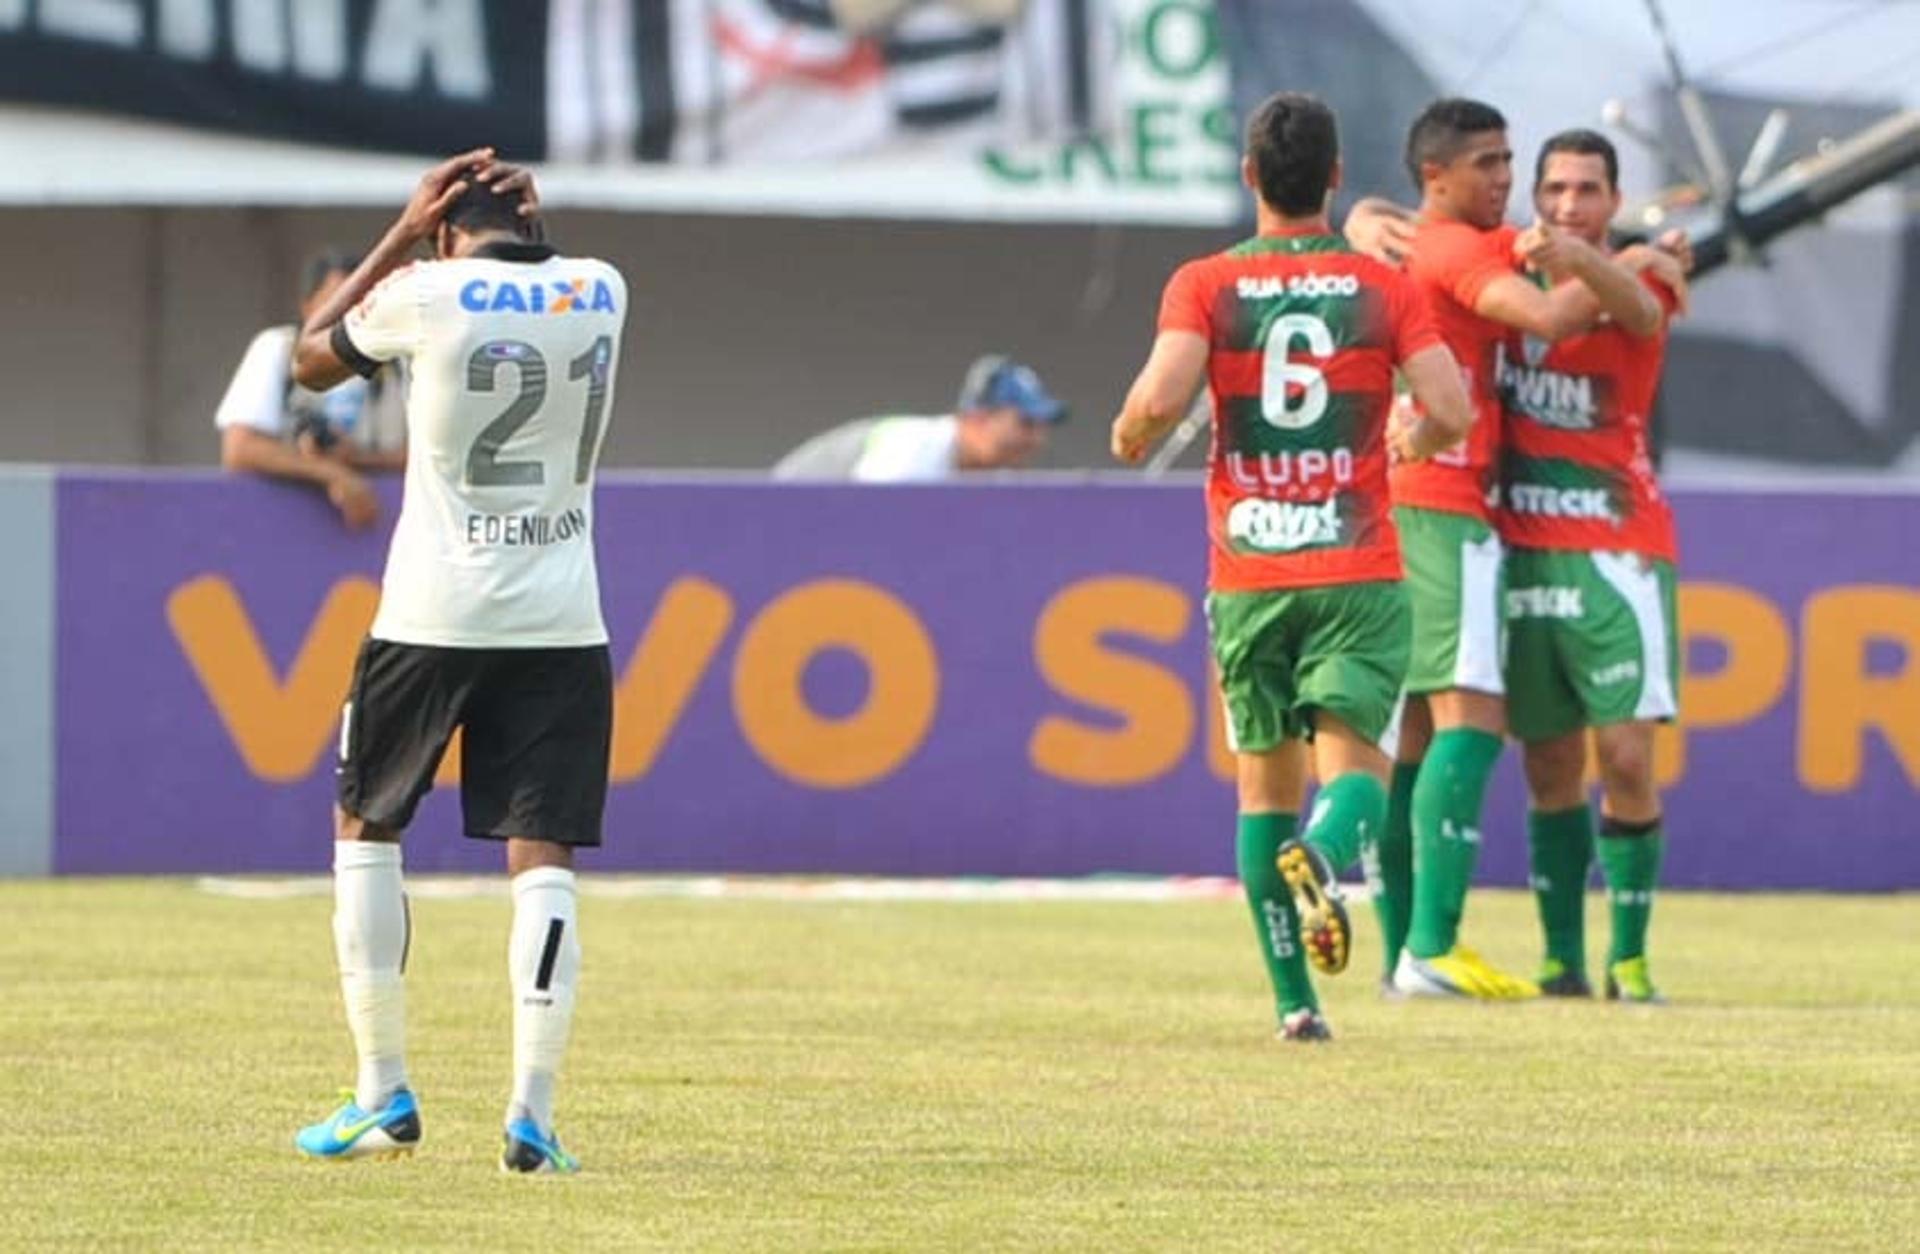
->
<box><xmin>1393</xmin><ymin>944</ymin><xmax>1540</xmax><ymax>1000</ymax></box>
<box><xmin>1275</xmin><ymin>839</ymin><xmax>1351</xmax><ymax>975</ymax></box>
<box><xmin>1605</xmin><ymin>955</ymin><xmax>1666</xmax><ymax>1005</ymax></box>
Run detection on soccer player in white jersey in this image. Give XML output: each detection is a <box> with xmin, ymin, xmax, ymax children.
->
<box><xmin>286</xmin><ymin>150</ymin><xmax>627</xmax><ymax>1175</ymax></box>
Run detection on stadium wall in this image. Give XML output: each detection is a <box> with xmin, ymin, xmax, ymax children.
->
<box><xmin>5</xmin><ymin>470</ymin><xmax>1916</xmax><ymax>891</ymax></box>
<box><xmin>0</xmin><ymin>207</ymin><xmax>1212</xmax><ymax>472</ymax></box>
<box><xmin>0</xmin><ymin>468</ymin><xmax>54</xmax><ymax>874</ymax></box>
<box><xmin>5</xmin><ymin>205</ymin><xmax>1918</xmax><ymax>480</ymax></box>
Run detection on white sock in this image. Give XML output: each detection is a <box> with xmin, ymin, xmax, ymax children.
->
<box><xmin>507</xmin><ymin>866</ymin><xmax>581</xmax><ymax>1135</ymax></box>
<box><xmin>333</xmin><ymin>841</ymin><xmax>409</xmax><ymax>1110</ymax></box>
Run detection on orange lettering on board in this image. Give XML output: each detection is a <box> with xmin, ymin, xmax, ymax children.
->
<box><xmin>1799</xmin><ymin>586</ymin><xmax>1920</xmax><ymax>792</ymax></box>
<box><xmin>435</xmin><ymin>729</ymin><xmax>464</xmax><ymax>786</ymax></box>
<box><xmin>732</xmin><ymin>579</ymin><xmax>940</xmax><ymax>789</ymax></box>
<box><xmin>167</xmin><ymin>574</ymin><xmax>378</xmax><ymax>782</ymax></box>
<box><xmin>1653</xmin><ymin>582</ymin><xmax>1791</xmax><ymax>787</ymax></box>
<box><xmin>609</xmin><ymin>577</ymin><xmax>736</xmax><ymax>783</ymax></box>
<box><xmin>1029</xmin><ymin>577</ymin><xmax>1194</xmax><ymax>787</ymax></box>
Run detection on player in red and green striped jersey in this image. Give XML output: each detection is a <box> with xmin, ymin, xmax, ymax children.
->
<box><xmin>1500</xmin><ymin>129</ymin><xmax>1690</xmax><ymax>1004</ymax></box>
<box><xmin>1345</xmin><ymin>100</ymin><xmax>1665</xmax><ymax>1002</ymax></box>
<box><xmin>1112</xmin><ymin>92</ymin><xmax>1471</xmax><ymax>1041</ymax></box>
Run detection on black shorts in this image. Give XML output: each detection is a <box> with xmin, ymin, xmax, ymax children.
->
<box><xmin>337</xmin><ymin>638</ymin><xmax>613</xmax><ymax>847</ymax></box>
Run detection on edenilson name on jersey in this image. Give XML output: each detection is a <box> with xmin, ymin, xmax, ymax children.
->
<box><xmin>465</xmin><ymin>508</ymin><xmax>590</xmax><ymax>547</ymax></box>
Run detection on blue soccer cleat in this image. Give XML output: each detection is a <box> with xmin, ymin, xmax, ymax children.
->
<box><xmin>500</xmin><ymin>1117</ymin><xmax>580</xmax><ymax>1175</ymax></box>
<box><xmin>295</xmin><ymin>1088</ymin><xmax>422</xmax><ymax>1161</ymax></box>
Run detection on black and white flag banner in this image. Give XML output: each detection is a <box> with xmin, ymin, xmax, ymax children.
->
<box><xmin>0</xmin><ymin>0</ymin><xmax>1236</xmax><ymax>221</ymax></box>
<box><xmin>0</xmin><ymin>0</ymin><xmax>1123</xmax><ymax>165</ymax></box>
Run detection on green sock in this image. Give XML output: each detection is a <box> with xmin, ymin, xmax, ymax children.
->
<box><xmin>1363</xmin><ymin>763</ymin><xmax>1419</xmax><ymax>980</ymax></box>
<box><xmin>1528</xmin><ymin>805</ymin><xmax>1595</xmax><ymax>976</ymax></box>
<box><xmin>1304</xmin><ymin>771</ymin><xmax>1387</xmax><ymax>875</ymax></box>
<box><xmin>1598</xmin><ymin>818</ymin><xmax>1664</xmax><ymax>965</ymax></box>
<box><xmin>1406</xmin><ymin>727</ymin><xmax>1504</xmax><ymax>959</ymax></box>
<box><xmin>1235</xmin><ymin>812</ymin><xmax>1316</xmax><ymax>1017</ymax></box>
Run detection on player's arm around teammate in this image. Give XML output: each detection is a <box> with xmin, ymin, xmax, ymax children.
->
<box><xmin>1346</xmin><ymin>198</ymin><xmax>1692</xmax><ymax>331</ymax></box>
<box><xmin>1364</xmin><ymin>99</ymin><xmax>1638</xmax><ymax>1002</ymax></box>
<box><xmin>1344</xmin><ymin>202</ymin><xmax>1662</xmax><ymax>343</ymax></box>
<box><xmin>1357</xmin><ymin>106</ymin><xmax>1698</xmax><ymax>1004</ymax></box>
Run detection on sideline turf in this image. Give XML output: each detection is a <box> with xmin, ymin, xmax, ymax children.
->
<box><xmin>2</xmin><ymin>881</ymin><xmax>1914</xmax><ymax>1252</ymax></box>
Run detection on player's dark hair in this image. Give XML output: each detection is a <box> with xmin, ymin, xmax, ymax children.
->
<box><xmin>1535</xmin><ymin>127</ymin><xmax>1619</xmax><ymax>192</ymax></box>
<box><xmin>442</xmin><ymin>172</ymin><xmax>535</xmax><ymax>239</ymax></box>
<box><xmin>1404</xmin><ymin>97</ymin><xmax>1508</xmax><ymax>190</ymax></box>
<box><xmin>1244</xmin><ymin>92</ymin><xmax>1339</xmax><ymax>217</ymax></box>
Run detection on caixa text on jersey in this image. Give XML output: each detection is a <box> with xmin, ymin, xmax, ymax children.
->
<box><xmin>459</xmin><ymin>279</ymin><xmax>619</xmax><ymax>316</ymax></box>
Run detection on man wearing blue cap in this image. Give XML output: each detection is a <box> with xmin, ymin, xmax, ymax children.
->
<box><xmin>773</xmin><ymin>354</ymin><xmax>1067</xmax><ymax>481</ymax></box>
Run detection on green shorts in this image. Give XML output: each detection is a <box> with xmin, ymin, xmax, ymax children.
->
<box><xmin>1394</xmin><ymin>505</ymin><xmax>1506</xmax><ymax>696</ymax></box>
<box><xmin>1206</xmin><ymin>581</ymin><xmax>1411</xmax><ymax>753</ymax></box>
<box><xmin>1504</xmin><ymin>547</ymin><xmax>1680</xmax><ymax>743</ymax></box>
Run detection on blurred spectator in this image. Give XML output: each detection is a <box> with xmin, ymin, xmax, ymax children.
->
<box><xmin>773</xmin><ymin>354</ymin><xmax>1066</xmax><ymax>481</ymax></box>
<box><xmin>215</xmin><ymin>252</ymin><xmax>407</xmax><ymax>528</ymax></box>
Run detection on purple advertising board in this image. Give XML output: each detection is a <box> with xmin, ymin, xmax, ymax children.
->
<box><xmin>52</xmin><ymin>472</ymin><xmax>1920</xmax><ymax>889</ymax></box>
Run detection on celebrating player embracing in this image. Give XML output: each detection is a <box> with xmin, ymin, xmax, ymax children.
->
<box><xmin>1501</xmin><ymin>129</ymin><xmax>1688</xmax><ymax>1003</ymax></box>
<box><xmin>1347</xmin><ymin>100</ymin><xmax>1665</xmax><ymax>1000</ymax></box>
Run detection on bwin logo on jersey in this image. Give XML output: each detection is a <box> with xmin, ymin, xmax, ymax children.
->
<box><xmin>1497</xmin><ymin>344</ymin><xmax>1597</xmax><ymax>430</ymax></box>
<box><xmin>459</xmin><ymin>278</ymin><xmax>619</xmax><ymax>315</ymax></box>
<box><xmin>1225</xmin><ymin>497</ymin><xmax>1341</xmax><ymax>553</ymax></box>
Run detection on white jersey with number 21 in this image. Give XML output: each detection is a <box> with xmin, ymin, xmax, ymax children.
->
<box><xmin>341</xmin><ymin>245</ymin><xmax>627</xmax><ymax>649</ymax></box>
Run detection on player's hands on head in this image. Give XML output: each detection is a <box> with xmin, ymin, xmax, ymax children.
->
<box><xmin>396</xmin><ymin>147</ymin><xmax>495</xmax><ymax>245</ymax></box>
<box><xmin>474</xmin><ymin>160</ymin><xmax>543</xmax><ymax>228</ymax></box>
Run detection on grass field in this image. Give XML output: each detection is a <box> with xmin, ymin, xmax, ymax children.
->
<box><xmin>3</xmin><ymin>880</ymin><xmax>1916</xmax><ymax>1252</ymax></box>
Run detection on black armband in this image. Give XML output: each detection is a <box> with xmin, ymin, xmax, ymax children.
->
<box><xmin>330</xmin><ymin>322</ymin><xmax>382</xmax><ymax>380</ymax></box>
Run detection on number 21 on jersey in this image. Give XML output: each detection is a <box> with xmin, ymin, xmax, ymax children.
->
<box><xmin>464</xmin><ymin>336</ymin><xmax>613</xmax><ymax>488</ymax></box>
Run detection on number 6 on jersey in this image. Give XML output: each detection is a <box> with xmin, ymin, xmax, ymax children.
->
<box><xmin>1261</xmin><ymin>312</ymin><xmax>1334</xmax><ymax>430</ymax></box>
